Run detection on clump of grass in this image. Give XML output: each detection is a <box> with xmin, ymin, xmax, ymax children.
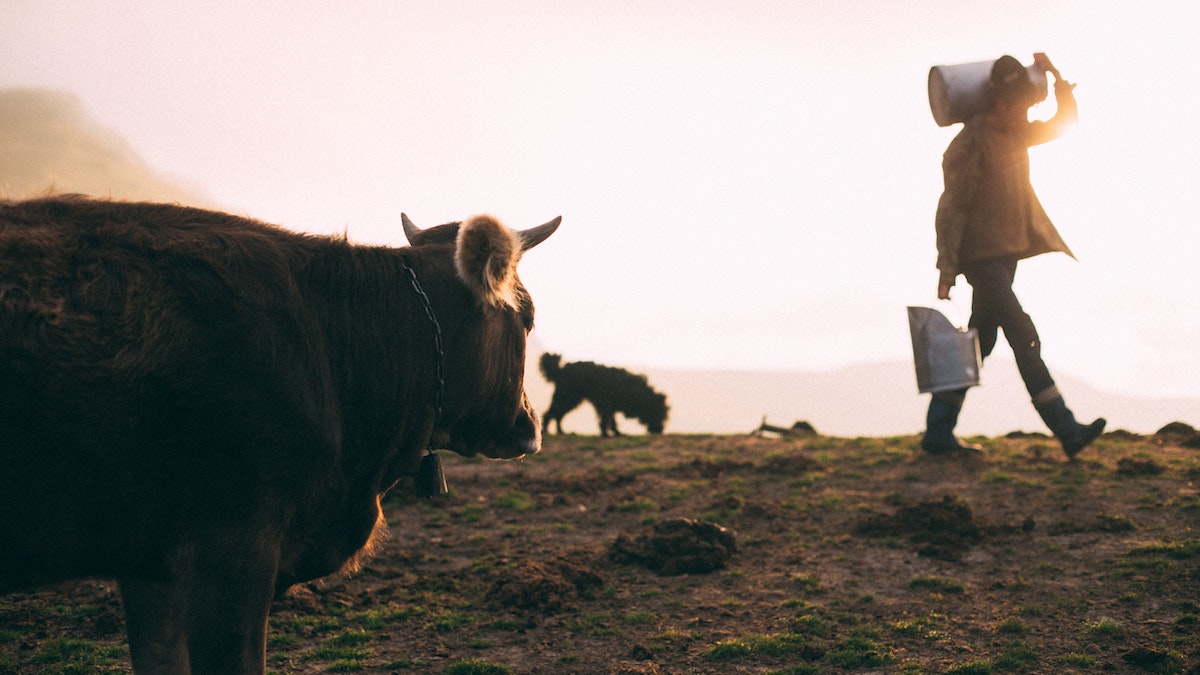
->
<box><xmin>946</xmin><ymin>660</ymin><xmax>993</xmax><ymax>674</ymax></box>
<box><xmin>353</xmin><ymin>605</ymin><xmax>427</xmax><ymax>630</ymax></box>
<box><xmin>891</xmin><ymin>612</ymin><xmax>946</xmax><ymax>638</ymax></box>
<box><xmin>908</xmin><ymin>575</ymin><xmax>966</xmax><ymax>594</ymax></box>
<box><xmin>826</xmin><ymin>635</ymin><xmax>892</xmax><ymax>668</ymax></box>
<box><xmin>1061</xmin><ymin>652</ymin><xmax>1097</xmax><ymax>667</ymax></box>
<box><xmin>994</xmin><ymin>618</ymin><xmax>1029</xmax><ymax>635</ymax></box>
<box><xmin>493</xmin><ymin>490</ymin><xmax>536</xmax><ymax>512</ymax></box>
<box><xmin>992</xmin><ymin>641</ymin><xmax>1038</xmax><ymax>669</ymax></box>
<box><xmin>1127</xmin><ymin>538</ymin><xmax>1200</xmax><ymax>559</ymax></box>
<box><xmin>980</xmin><ymin>470</ymin><xmax>1015</xmax><ymax>484</ymax></box>
<box><xmin>564</xmin><ymin>613</ymin><xmax>621</xmax><ymax>637</ymax></box>
<box><xmin>442</xmin><ymin>658</ymin><xmax>512</xmax><ymax>675</ymax></box>
<box><xmin>30</xmin><ymin>637</ymin><xmax>125</xmax><ymax>671</ymax></box>
<box><xmin>790</xmin><ymin>573</ymin><xmax>825</xmax><ymax>594</ymax></box>
<box><xmin>454</xmin><ymin>504</ymin><xmax>488</xmax><ymax>523</ymax></box>
<box><xmin>329</xmin><ymin>629</ymin><xmax>372</xmax><ymax>647</ymax></box>
<box><xmin>304</xmin><ymin>644</ymin><xmax>370</xmax><ymax>664</ymax></box>
<box><xmin>624</xmin><ymin>610</ymin><xmax>656</xmax><ymax>626</ymax></box>
<box><xmin>783</xmin><ymin>614</ymin><xmax>831</xmax><ymax>638</ymax></box>
<box><xmin>1084</xmin><ymin>618</ymin><xmax>1124</xmax><ymax>641</ymax></box>
<box><xmin>703</xmin><ymin>632</ymin><xmax>812</xmax><ymax>660</ymax></box>
<box><xmin>648</xmin><ymin>627</ymin><xmax>696</xmax><ymax>650</ymax></box>
<box><xmin>426</xmin><ymin>610</ymin><xmax>476</xmax><ymax>633</ymax></box>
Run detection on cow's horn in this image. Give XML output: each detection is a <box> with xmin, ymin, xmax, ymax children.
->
<box><xmin>401</xmin><ymin>213</ymin><xmax>421</xmax><ymax>243</ymax></box>
<box><xmin>518</xmin><ymin>216</ymin><xmax>561</xmax><ymax>252</ymax></box>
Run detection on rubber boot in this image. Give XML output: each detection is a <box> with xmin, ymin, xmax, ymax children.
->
<box><xmin>1033</xmin><ymin>388</ymin><xmax>1106</xmax><ymax>459</ymax></box>
<box><xmin>921</xmin><ymin>392</ymin><xmax>982</xmax><ymax>455</ymax></box>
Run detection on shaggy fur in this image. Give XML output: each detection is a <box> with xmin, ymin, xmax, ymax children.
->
<box><xmin>539</xmin><ymin>353</ymin><xmax>668</xmax><ymax>437</ymax></box>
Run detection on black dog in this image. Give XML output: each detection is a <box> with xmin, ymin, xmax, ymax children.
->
<box><xmin>539</xmin><ymin>353</ymin><xmax>669</xmax><ymax>436</ymax></box>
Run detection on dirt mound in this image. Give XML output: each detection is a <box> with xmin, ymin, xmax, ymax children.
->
<box><xmin>485</xmin><ymin>557</ymin><xmax>604</xmax><ymax>613</ymax></box>
<box><xmin>1117</xmin><ymin>456</ymin><xmax>1166</xmax><ymax>477</ymax></box>
<box><xmin>1155</xmin><ymin>421</ymin><xmax>1200</xmax><ymax>448</ymax></box>
<box><xmin>854</xmin><ymin>494</ymin><xmax>981</xmax><ymax>561</ymax></box>
<box><xmin>610</xmin><ymin>518</ymin><xmax>737</xmax><ymax>575</ymax></box>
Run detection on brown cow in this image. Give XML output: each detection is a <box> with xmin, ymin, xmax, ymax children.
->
<box><xmin>0</xmin><ymin>196</ymin><xmax>559</xmax><ymax>673</ymax></box>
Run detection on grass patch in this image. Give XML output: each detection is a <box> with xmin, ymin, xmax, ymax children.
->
<box><xmin>493</xmin><ymin>490</ymin><xmax>536</xmax><ymax>512</ymax></box>
<box><xmin>703</xmin><ymin>632</ymin><xmax>813</xmax><ymax>660</ymax></box>
<box><xmin>305</xmin><ymin>645</ymin><xmax>370</xmax><ymax>662</ymax></box>
<box><xmin>1084</xmin><ymin>618</ymin><xmax>1124</xmax><ymax>641</ymax></box>
<box><xmin>624</xmin><ymin>611</ymin><xmax>656</xmax><ymax>625</ymax></box>
<box><xmin>442</xmin><ymin>658</ymin><xmax>512</xmax><ymax>674</ymax></box>
<box><xmin>427</xmin><ymin>611</ymin><xmax>476</xmax><ymax>633</ymax></box>
<box><xmin>891</xmin><ymin>612</ymin><xmax>946</xmax><ymax>638</ymax></box>
<box><xmin>1126</xmin><ymin>538</ymin><xmax>1200</xmax><ymax>560</ymax></box>
<box><xmin>564</xmin><ymin>613</ymin><xmax>621</xmax><ymax>637</ymax></box>
<box><xmin>790</xmin><ymin>573</ymin><xmax>825</xmax><ymax>594</ymax></box>
<box><xmin>782</xmin><ymin>614</ymin><xmax>831</xmax><ymax>638</ymax></box>
<box><xmin>994</xmin><ymin>618</ymin><xmax>1029</xmax><ymax>635</ymax></box>
<box><xmin>946</xmin><ymin>660</ymin><xmax>994</xmax><ymax>674</ymax></box>
<box><xmin>30</xmin><ymin>637</ymin><xmax>125</xmax><ymax>671</ymax></box>
<box><xmin>907</xmin><ymin>576</ymin><xmax>966</xmax><ymax>594</ymax></box>
<box><xmin>826</xmin><ymin>635</ymin><xmax>893</xmax><ymax>667</ymax></box>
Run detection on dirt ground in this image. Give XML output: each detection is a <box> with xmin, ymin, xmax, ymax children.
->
<box><xmin>3</xmin><ymin>426</ymin><xmax>1200</xmax><ymax>674</ymax></box>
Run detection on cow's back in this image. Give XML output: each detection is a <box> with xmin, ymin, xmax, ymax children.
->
<box><xmin>0</xmin><ymin>197</ymin><xmax>329</xmax><ymax>589</ymax></box>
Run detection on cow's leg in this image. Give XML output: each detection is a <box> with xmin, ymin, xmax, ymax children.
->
<box><xmin>119</xmin><ymin>579</ymin><xmax>190</xmax><ymax>675</ymax></box>
<box><xmin>184</xmin><ymin>539</ymin><xmax>278</xmax><ymax>674</ymax></box>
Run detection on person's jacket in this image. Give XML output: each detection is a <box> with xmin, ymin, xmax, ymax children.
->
<box><xmin>935</xmin><ymin>81</ymin><xmax>1079</xmax><ymax>280</ymax></box>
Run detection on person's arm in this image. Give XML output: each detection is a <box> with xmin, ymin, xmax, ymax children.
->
<box><xmin>934</xmin><ymin>129</ymin><xmax>979</xmax><ymax>298</ymax></box>
<box><xmin>1029</xmin><ymin>53</ymin><xmax>1078</xmax><ymax>146</ymax></box>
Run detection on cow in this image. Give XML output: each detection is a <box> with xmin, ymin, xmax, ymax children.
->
<box><xmin>0</xmin><ymin>195</ymin><xmax>559</xmax><ymax>674</ymax></box>
<box><xmin>539</xmin><ymin>352</ymin><xmax>668</xmax><ymax>437</ymax></box>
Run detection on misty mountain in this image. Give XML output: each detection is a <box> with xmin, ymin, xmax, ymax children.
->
<box><xmin>0</xmin><ymin>88</ymin><xmax>206</xmax><ymax>204</ymax></box>
<box><xmin>525</xmin><ymin>354</ymin><xmax>1199</xmax><ymax>439</ymax></box>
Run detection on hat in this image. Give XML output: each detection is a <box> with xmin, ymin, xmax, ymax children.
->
<box><xmin>990</xmin><ymin>55</ymin><xmax>1036</xmax><ymax>104</ymax></box>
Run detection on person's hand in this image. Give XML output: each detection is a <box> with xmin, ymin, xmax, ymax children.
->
<box><xmin>1033</xmin><ymin>52</ymin><xmax>1061</xmax><ymax>79</ymax></box>
<box><xmin>937</xmin><ymin>276</ymin><xmax>954</xmax><ymax>300</ymax></box>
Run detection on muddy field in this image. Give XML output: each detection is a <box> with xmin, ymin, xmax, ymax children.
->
<box><xmin>3</xmin><ymin>426</ymin><xmax>1200</xmax><ymax>674</ymax></box>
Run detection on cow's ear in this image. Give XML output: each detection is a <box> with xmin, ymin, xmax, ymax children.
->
<box><xmin>455</xmin><ymin>215</ymin><xmax>521</xmax><ymax>309</ymax></box>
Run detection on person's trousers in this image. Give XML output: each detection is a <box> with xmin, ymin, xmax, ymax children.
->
<box><xmin>961</xmin><ymin>257</ymin><xmax>1056</xmax><ymax>398</ymax></box>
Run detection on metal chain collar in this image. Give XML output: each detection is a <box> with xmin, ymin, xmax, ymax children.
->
<box><xmin>402</xmin><ymin>259</ymin><xmax>444</xmax><ymax>446</ymax></box>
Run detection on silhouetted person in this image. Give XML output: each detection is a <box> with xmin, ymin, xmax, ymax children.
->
<box><xmin>924</xmin><ymin>53</ymin><xmax>1105</xmax><ymax>458</ymax></box>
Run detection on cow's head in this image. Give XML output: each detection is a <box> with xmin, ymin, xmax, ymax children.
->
<box><xmin>402</xmin><ymin>213</ymin><xmax>559</xmax><ymax>460</ymax></box>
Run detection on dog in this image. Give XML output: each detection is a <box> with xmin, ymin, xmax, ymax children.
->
<box><xmin>539</xmin><ymin>353</ymin><xmax>668</xmax><ymax>436</ymax></box>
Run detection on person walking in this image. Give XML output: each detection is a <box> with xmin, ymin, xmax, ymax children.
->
<box><xmin>923</xmin><ymin>53</ymin><xmax>1105</xmax><ymax>458</ymax></box>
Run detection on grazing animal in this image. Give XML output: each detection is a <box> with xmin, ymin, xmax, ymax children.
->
<box><xmin>0</xmin><ymin>196</ymin><xmax>559</xmax><ymax>674</ymax></box>
<box><xmin>539</xmin><ymin>352</ymin><xmax>668</xmax><ymax>436</ymax></box>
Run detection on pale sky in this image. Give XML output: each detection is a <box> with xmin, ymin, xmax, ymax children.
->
<box><xmin>4</xmin><ymin>1</ymin><xmax>1198</xmax><ymax>401</ymax></box>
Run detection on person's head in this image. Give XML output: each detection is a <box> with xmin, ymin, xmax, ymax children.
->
<box><xmin>989</xmin><ymin>55</ymin><xmax>1038</xmax><ymax>110</ymax></box>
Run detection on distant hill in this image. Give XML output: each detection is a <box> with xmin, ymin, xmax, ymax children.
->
<box><xmin>525</xmin><ymin>354</ymin><xmax>1199</xmax><ymax>438</ymax></box>
<box><xmin>0</xmin><ymin>88</ymin><xmax>207</xmax><ymax>204</ymax></box>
